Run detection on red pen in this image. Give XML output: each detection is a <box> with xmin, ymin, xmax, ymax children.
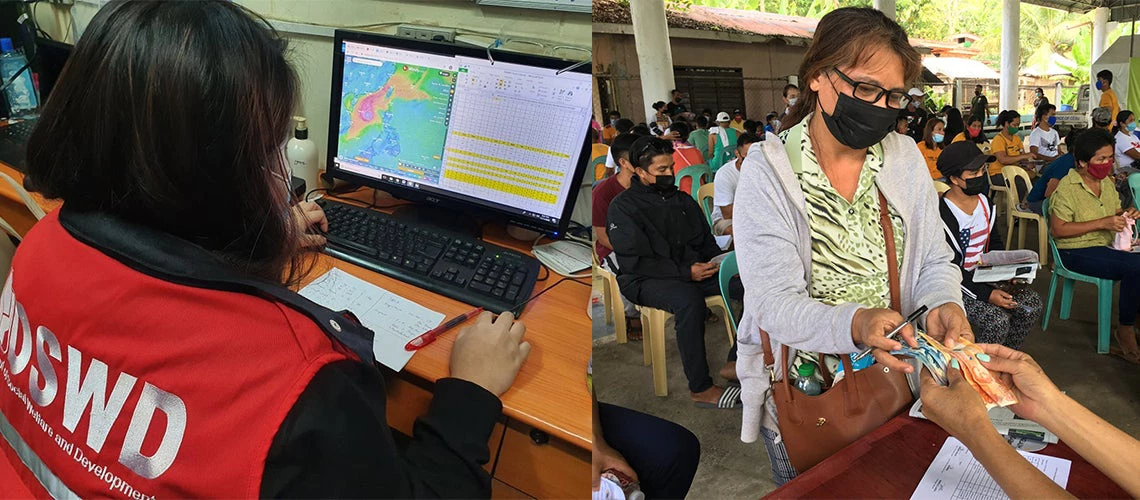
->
<box><xmin>405</xmin><ymin>307</ymin><xmax>484</xmax><ymax>351</ymax></box>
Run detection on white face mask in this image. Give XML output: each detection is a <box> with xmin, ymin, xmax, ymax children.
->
<box><xmin>788</xmin><ymin>97</ymin><xmax>797</xmax><ymax>106</ymax></box>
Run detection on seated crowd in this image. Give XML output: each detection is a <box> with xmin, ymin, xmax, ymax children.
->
<box><xmin>591</xmin><ymin>9</ymin><xmax>1140</xmax><ymax>498</ymax></box>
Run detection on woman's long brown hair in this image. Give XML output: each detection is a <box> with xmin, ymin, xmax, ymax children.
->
<box><xmin>779</xmin><ymin>7</ymin><xmax>923</xmax><ymax>133</ymax></box>
<box><xmin>26</xmin><ymin>0</ymin><xmax>316</xmax><ymax>287</ymax></box>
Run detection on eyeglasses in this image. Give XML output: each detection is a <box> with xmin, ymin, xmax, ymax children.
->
<box><xmin>829</xmin><ymin>68</ymin><xmax>911</xmax><ymax>110</ymax></box>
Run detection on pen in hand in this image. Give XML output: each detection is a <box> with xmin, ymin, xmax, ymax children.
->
<box><xmin>853</xmin><ymin>305</ymin><xmax>928</xmax><ymax>362</ymax></box>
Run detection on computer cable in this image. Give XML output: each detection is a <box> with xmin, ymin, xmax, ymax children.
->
<box><xmin>508</xmin><ymin>275</ymin><xmax>589</xmax><ymax>314</ymax></box>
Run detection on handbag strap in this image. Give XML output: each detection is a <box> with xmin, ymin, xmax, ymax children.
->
<box><xmin>878</xmin><ymin>191</ymin><xmax>901</xmax><ymax>312</ymax></box>
<box><xmin>759</xmin><ymin>191</ymin><xmax>901</xmax><ymax>382</ymax></box>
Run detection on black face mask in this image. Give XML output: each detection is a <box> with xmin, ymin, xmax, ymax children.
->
<box><xmin>959</xmin><ymin>174</ymin><xmax>989</xmax><ymax>196</ymax></box>
<box><xmin>820</xmin><ymin>90</ymin><xmax>898</xmax><ymax>149</ymax></box>
<box><xmin>652</xmin><ymin>174</ymin><xmax>677</xmax><ymax>193</ymax></box>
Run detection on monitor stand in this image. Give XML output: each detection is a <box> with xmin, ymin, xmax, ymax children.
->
<box><xmin>391</xmin><ymin>204</ymin><xmax>482</xmax><ymax>240</ymax></box>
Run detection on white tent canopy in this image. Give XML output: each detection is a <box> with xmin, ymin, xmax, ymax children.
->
<box><xmin>922</xmin><ymin>57</ymin><xmax>1001</xmax><ymax>80</ymax></box>
<box><xmin>1090</xmin><ymin>34</ymin><xmax>1134</xmax><ymax>113</ymax></box>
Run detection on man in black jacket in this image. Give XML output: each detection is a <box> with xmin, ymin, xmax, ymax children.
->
<box><xmin>606</xmin><ymin>137</ymin><xmax>742</xmax><ymax>408</ymax></box>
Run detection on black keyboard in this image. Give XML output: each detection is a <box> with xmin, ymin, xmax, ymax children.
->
<box><xmin>317</xmin><ymin>199</ymin><xmax>541</xmax><ymax>315</ymax></box>
<box><xmin>0</xmin><ymin>119</ymin><xmax>35</xmax><ymax>171</ymax></box>
<box><xmin>1</xmin><ymin>120</ymin><xmax>34</xmax><ymax>142</ymax></box>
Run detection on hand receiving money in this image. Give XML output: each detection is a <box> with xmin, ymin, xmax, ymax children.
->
<box><xmin>893</xmin><ymin>330</ymin><xmax>1017</xmax><ymax>408</ymax></box>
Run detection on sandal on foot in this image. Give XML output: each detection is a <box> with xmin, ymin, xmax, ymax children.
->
<box><xmin>694</xmin><ymin>386</ymin><xmax>742</xmax><ymax>409</ymax></box>
<box><xmin>1112</xmin><ymin>331</ymin><xmax>1140</xmax><ymax>365</ymax></box>
<box><xmin>1109</xmin><ymin>346</ymin><xmax>1140</xmax><ymax>365</ymax></box>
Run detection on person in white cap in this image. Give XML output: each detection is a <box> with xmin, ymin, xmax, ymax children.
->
<box><xmin>900</xmin><ymin>87</ymin><xmax>929</xmax><ymax>142</ymax></box>
<box><xmin>707</xmin><ymin>111</ymin><xmax>740</xmax><ymax>167</ymax></box>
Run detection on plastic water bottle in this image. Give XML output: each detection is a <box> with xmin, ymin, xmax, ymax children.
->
<box><xmin>794</xmin><ymin>363</ymin><xmax>822</xmax><ymax>396</ymax></box>
<box><xmin>0</xmin><ymin>38</ymin><xmax>37</xmax><ymax>117</ymax></box>
<box><xmin>285</xmin><ymin>116</ymin><xmax>320</xmax><ymax>195</ymax></box>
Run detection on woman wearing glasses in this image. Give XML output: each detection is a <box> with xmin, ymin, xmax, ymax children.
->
<box><xmin>731</xmin><ymin>7</ymin><xmax>970</xmax><ymax>484</ymax></box>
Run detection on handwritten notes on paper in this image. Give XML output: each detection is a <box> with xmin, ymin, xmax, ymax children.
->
<box><xmin>911</xmin><ymin>437</ymin><xmax>1070</xmax><ymax>500</ymax></box>
<box><xmin>299</xmin><ymin>268</ymin><xmax>445</xmax><ymax>371</ymax></box>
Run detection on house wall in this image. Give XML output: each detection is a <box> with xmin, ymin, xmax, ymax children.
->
<box><xmin>33</xmin><ymin>0</ymin><xmax>591</xmax><ymax>173</ymax></box>
<box><xmin>593</xmin><ymin>32</ymin><xmax>803</xmax><ymax>124</ymax></box>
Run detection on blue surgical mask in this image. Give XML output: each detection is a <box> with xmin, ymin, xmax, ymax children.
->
<box><xmin>1129</xmin><ymin>122</ymin><xmax>1137</xmax><ymax>132</ymax></box>
<box><xmin>1047</xmin><ymin>116</ymin><xmax>1057</xmax><ymax>127</ymax></box>
<box><xmin>1096</xmin><ymin>80</ymin><xmax>1104</xmax><ymax>91</ymax></box>
<box><xmin>932</xmin><ymin>133</ymin><xmax>945</xmax><ymax>143</ymax></box>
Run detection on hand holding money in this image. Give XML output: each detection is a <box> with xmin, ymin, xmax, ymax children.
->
<box><xmin>851</xmin><ymin>308</ymin><xmax>918</xmax><ymax>374</ymax></box>
<box><xmin>976</xmin><ymin>344</ymin><xmax>1062</xmax><ymax>422</ymax></box>
<box><xmin>919</xmin><ymin>366</ymin><xmax>991</xmax><ymax>440</ymax></box>
<box><xmin>893</xmin><ymin>331</ymin><xmax>1017</xmax><ymax>408</ymax></box>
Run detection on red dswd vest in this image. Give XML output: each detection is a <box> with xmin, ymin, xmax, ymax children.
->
<box><xmin>0</xmin><ymin>210</ymin><xmax>366</xmax><ymax>497</ymax></box>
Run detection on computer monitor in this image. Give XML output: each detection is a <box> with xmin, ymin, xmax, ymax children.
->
<box><xmin>326</xmin><ymin>30</ymin><xmax>592</xmax><ymax>237</ymax></box>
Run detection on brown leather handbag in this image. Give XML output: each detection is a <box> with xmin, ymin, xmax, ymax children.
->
<box><xmin>762</xmin><ymin>192</ymin><xmax>914</xmax><ymax>474</ymax></box>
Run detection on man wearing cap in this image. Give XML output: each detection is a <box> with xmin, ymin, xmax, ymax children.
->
<box><xmin>900</xmin><ymin>87</ymin><xmax>929</xmax><ymax>142</ymax></box>
<box><xmin>938</xmin><ymin>141</ymin><xmax>1042</xmax><ymax>349</ymax></box>
<box><xmin>708</xmin><ymin>111</ymin><xmax>740</xmax><ymax>167</ymax></box>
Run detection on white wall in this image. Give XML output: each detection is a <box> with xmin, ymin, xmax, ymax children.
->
<box><xmin>32</xmin><ymin>0</ymin><xmax>591</xmax><ymax>173</ymax></box>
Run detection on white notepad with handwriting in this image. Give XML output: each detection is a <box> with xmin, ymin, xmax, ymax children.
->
<box><xmin>300</xmin><ymin>268</ymin><xmax>445</xmax><ymax>371</ymax></box>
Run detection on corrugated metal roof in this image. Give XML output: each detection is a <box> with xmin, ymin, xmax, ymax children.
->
<box><xmin>592</xmin><ymin>0</ymin><xmax>959</xmax><ymax>50</ymax></box>
<box><xmin>1020</xmin><ymin>0</ymin><xmax>1140</xmax><ymax>22</ymax></box>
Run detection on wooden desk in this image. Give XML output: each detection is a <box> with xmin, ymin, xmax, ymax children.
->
<box><xmin>766</xmin><ymin>415</ymin><xmax>1129</xmax><ymax>499</ymax></box>
<box><xmin>0</xmin><ymin>167</ymin><xmax>591</xmax><ymax>499</ymax></box>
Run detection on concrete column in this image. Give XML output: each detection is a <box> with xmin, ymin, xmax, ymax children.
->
<box><xmin>873</xmin><ymin>0</ymin><xmax>896</xmax><ymax>21</ymax></box>
<box><xmin>629</xmin><ymin>0</ymin><xmax>675</xmax><ymax>124</ymax></box>
<box><xmin>999</xmin><ymin>0</ymin><xmax>1019</xmax><ymax>112</ymax></box>
<box><xmin>1093</xmin><ymin>7</ymin><xmax>1109</xmax><ymax>63</ymax></box>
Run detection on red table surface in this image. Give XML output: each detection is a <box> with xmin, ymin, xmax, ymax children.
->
<box><xmin>765</xmin><ymin>415</ymin><xmax>1130</xmax><ymax>499</ymax></box>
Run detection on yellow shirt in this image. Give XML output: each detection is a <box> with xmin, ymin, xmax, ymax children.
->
<box><xmin>729</xmin><ymin>119</ymin><xmax>746</xmax><ymax>133</ymax></box>
<box><xmin>602</xmin><ymin>125</ymin><xmax>617</xmax><ymax>144</ymax></box>
<box><xmin>591</xmin><ymin>143</ymin><xmax>609</xmax><ymax>181</ymax></box>
<box><xmin>1049</xmin><ymin>169</ymin><xmax>1119</xmax><ymax>250</ymax></box>
<box><xmin>1100</xmin><ymin>88</ymin><xmax>1120</xmax><ymax>120</ymax></box>
<box><xmin>917</xmin><ymin>141</ymin><xmax>942</xmax><ymax>179</ymax></box>
<box><xmin>988</xmin><ymin>133</ymin><xmax>1023</xmax><ymax>177</ymax></box>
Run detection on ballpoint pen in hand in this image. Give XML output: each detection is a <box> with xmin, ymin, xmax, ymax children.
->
<box><xmin>853</xmin><ymin>305</ymin><xmax>928</xmax><ymax>362</ymax></box>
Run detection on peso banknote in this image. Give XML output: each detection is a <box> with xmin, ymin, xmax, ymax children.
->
<box><xmin>891</xmin><ymin>330</ymin><xmax>1017</xmax><ymax>408</ymax></box>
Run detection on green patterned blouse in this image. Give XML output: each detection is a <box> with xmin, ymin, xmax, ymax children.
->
<box><xmin>796</xmin><ymin>121</ymin><xmax>905</xmax><ymax>310</ymax></box>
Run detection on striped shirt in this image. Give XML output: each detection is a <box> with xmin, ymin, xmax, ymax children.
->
<box><xmin>946</xmin><ymin>194</ymin><xmax>991</xmax><ymax>271</ymax></box>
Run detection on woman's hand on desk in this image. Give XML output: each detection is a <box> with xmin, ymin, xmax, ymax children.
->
<box><xmin>450</xmin><ymin>311</ymin><xmax>531</xmax><ymax>397</ymax></box>
<box><xmin>294</xmin><ymin>201</ymin><xmax>328</xmax><ymax>248</ymax></box>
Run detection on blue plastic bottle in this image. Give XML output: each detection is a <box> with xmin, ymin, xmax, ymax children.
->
<box><xmin>0</xmin><ymin>38</ymin><xmax>38</xmax><ymax>117</ymax></box>
<box><xmin>794</xmin><ymin>364</ymin><xmax>822</xmax><ymax>396</ymax></box>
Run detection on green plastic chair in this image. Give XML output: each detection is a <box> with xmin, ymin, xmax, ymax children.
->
<box><xmin>674</xmin><ymin>163</ymin><xmax>713</xmax><ymax>201</ymax></box>
<box><xmin>1040</xmin><ymin>198</ymin><xmax>1115</xmax><ymax>353</ymax></box>
<box><xmin>1129</xmin><ymin>173</ymin><xmax>1140</xmax><ymax>211</ymax></box>
<box><xmin>718</xmin><ymin>250</ymin><xmax>739</xmax><ymax>336</ymax></box>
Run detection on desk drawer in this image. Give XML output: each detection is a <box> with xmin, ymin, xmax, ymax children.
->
<box><xmin>386</xmin><ymin>377</ymin><xmax>504</xmax><ymax>472</ymax></box>
<box><xmin>494</xmin><ymin>420</ymin><xmax>590</xmax><ymax>499</ymax></box>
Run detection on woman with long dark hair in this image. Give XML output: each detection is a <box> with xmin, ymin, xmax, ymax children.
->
<box><xmin>733</xmin><ymin>7</ymin><xmax>969</xmax><ymax>484</ymax></box>
<box><xmin>0</xmin><ymin>1</ymin><xmax>530</xmax><ymax>496</ymax></box>
<box><xmin>942</xmin><ymin>107</ymin><xmax>965</xmax><ymax>147</ymax></box>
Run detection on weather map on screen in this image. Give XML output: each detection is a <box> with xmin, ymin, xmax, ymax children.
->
<box><xmin>338</xmin><ymin>55</ymin><xmax>457</xmax><ymax>183</ymax></box>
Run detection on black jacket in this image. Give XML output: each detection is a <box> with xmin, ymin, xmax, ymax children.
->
<box><xmin>61</xmin><ymin>209</ymin><xmax>501</xmax><ymax>498</ymax></box>
<box><xmin>938</xmin><ymin>193</ymin><xmax>1004</xmax><ymax>302</ymax></box>
<box><xmin>606</xmin><ymin>180</ymin><xmax>722</xmax><ymax>299</ymax></box>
